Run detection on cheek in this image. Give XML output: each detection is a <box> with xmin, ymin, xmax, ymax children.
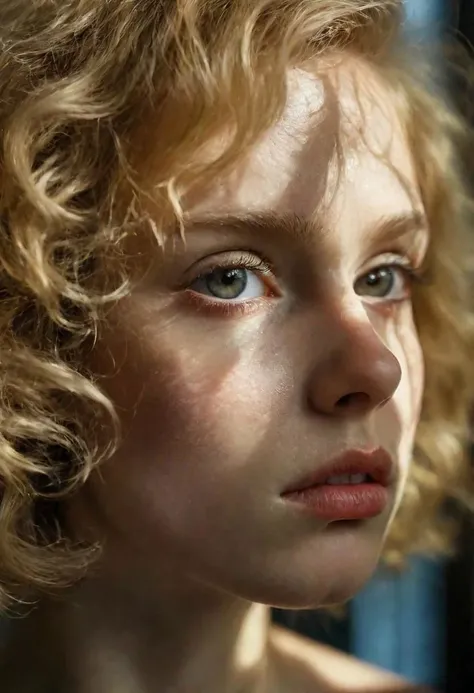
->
<box><xmin>152</xmin><ymin>350</ymin><xmax>278</xmax><ymax>463</ymax></box>
<box><xmin>85</xmin><ymin>314</ymin><xmax>299</xmax><ymax>555</ymax></box>
<box><xmin>97</xmin><ymin>312</ymin><xmax>292</xmax><ymax>495</ymax></box>
<box><xmin>153</xmin><ymin>334</ymin><xmax>283</xmax><ymax>450</ymax></box>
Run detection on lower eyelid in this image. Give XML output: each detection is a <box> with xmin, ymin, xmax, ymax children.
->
<box><xmin>180</xmin><ymin>290</ymin><xmax>276</xmax><ymax>318</ymax></box>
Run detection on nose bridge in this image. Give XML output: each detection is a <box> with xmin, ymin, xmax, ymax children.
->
<box><xmin>306</xmin><ymin>302</ymin><xmax>402</xmax><ymax>417</ymax></box>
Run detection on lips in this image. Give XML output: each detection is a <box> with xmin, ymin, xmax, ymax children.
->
<box><xmin>282</xmin><ymin>447</ymin><xmax>393</xmax><ymax>494</ymax></box>
<box><xmin>281</xmin><ymin>448</ymin><xmax>394</xmax><ymax>521</ymax></box>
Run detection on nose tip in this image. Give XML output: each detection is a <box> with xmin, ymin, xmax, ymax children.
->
<box><xmin>307</xmin><ymin>335</ymin><xmax>402</xmax><ymax>418</ymax></box>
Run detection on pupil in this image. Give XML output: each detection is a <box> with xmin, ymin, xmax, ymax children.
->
<box><xmin>222</xmin><ymin>270</ymin><xmax>238</xmax><ymax>285</ymax></box>
<box><xmin>367</xmin><ymin>271</ymin><xmax>379</xmax><ymax>285</ymax></box>
<box><xmin>206</xmin><ymin>268</ymin><xmax>247</xmax><ymax>298</ymax></box>
<box><xmin>366</xmin><ymin>269</ymin><xmax>393</xmax><ymax>295</ymax></box>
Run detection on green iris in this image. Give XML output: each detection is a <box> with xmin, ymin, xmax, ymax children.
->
<box><xmin>355</xmin><ymin>267</ymin><xmax>395</xmax><ymax>298</ymax></box>
<box><xmin>205</xmin><ymin>268</ymin><xmax>248</xmax><ymax>299</ymax></box>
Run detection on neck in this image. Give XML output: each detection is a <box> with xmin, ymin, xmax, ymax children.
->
<box><xmin>11</xmin><ymin>568</ymin><xmax>277</xmax><ymax>693</ymax></box>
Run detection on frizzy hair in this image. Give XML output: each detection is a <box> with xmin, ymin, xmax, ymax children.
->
<box><xmin>0</xmin><ymin>0</ymin><xmax>472</xmax><ymax>610</ymax></box>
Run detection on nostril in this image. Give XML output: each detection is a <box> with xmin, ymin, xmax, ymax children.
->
<box><xmin>336</xmin><ymin>392</ymin><xmax>371</xmax><ymax>412</ymax></box>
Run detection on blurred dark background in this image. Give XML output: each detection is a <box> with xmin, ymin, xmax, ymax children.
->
<box><xmin>273</xmin><ymin>2</ymin><xmax>474</xmax><ymax>691</ymax></box>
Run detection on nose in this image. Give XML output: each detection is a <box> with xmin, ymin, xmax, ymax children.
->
<box><xmin>306</xmin><ymin>318</ymin><xmax>402</xmax><ymax>418</ymax></box>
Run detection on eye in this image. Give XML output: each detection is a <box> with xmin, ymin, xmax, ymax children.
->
<box><xmin>189</xmin><ymin>267</ymin><xmax>268</xmax><ymax>302</ymax></box>
<box><xmin>354</xmin><ymin>264</ymin><xmax>414</xmax><ymax>302</ymax></box>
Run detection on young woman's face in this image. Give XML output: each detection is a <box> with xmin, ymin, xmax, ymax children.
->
<box><xmin>77</xmin><ymin>60</ymin><xmax>427</xmax><ymax>607</ymax></box>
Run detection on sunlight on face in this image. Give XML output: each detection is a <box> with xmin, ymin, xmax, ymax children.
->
<box><xmin>76</xmin><ymin>58</ymin><xmax>427</xmax><ymax>607</ymax></box>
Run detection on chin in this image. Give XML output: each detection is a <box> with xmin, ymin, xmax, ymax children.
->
<box><xmin>272</xmin><ymin>532</ymin><xmax>384</xmax><ymax>609</ymax></box>
<box><xmin>267</xmin><ymin>569</ymin><xmax>379</xmax><ymax>610</ymax></box>
<box><xmin>211</xmin><ymin>544</ymin><xmax>383</xmax><ymax>610</ymax></box>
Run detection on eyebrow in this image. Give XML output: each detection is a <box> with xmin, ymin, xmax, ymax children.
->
<box><xmin>182</xmin><ymin>209</ymin><xmax>429</xmax><ymax>247</ymax></box>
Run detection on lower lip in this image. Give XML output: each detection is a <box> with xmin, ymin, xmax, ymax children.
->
<box><xmin>282</xmin><ymin>483</ymin><xmax>389</xmax><ymax>521</ymax></box>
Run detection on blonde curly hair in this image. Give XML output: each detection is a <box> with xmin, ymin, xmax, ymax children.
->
<box><xmin>0</xmin><ymin>0</ymin><xmax>472</xmax><ymax>611</ymax></box>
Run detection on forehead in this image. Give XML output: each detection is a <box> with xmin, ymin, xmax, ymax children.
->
<box><xmin>187</xmin><ymin>58</ymin><xmax>422</xmax><ymax>222</ymax></box>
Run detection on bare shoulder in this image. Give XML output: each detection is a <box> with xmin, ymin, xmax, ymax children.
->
<box><xmin>270</xmin><ymin>625</ymin><xmax>431</xmax><ymax>693</ymax></box>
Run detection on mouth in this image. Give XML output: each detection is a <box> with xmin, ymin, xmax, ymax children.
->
<box><xmin>281</xmin><ymin>447</ymin><xmax>394</xmax><ymax>521</ymax></box>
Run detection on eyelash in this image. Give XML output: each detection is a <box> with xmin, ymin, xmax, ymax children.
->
<box><xmin>195</xmin><ymin>253</ymin><xmax>274</xmax><ymax>279</ymax></box>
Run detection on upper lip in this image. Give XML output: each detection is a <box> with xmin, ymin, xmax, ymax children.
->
<box><xmin>281</xmin><ymin>447</ymin><xmax>394</xmax><ymax>494</ymax></box>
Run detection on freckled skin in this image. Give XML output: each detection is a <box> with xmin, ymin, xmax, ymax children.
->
<box><xmin>70</xmin><ymin>61</ymin><xmax>426</xmax><ymax>610</ymax></box>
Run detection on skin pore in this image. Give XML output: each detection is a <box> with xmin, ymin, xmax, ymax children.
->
<box><xmin>4</xmin><ymin>58</ymin><xmax>428</xmax><ymax>693</ymax></box>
